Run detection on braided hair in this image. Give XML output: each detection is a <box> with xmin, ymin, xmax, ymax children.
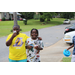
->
<box><xmin>30</xmin><ymin>28</ymin><xmax>39</xmax><ymax>35</ymax></box>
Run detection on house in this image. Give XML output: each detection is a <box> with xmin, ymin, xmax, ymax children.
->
<box><xmin>0</xmin><ymin>12</ymin><xmax>22</xmax><ymax>21</ymax></box>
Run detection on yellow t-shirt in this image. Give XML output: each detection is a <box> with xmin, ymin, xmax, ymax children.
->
<box><xmin>6</xmin><ymin>33</ymin><xmax>29</xmax><ymax>60</ymax></box>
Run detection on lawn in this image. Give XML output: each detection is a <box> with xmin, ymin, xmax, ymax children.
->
<box><xmin>0</xmin><ymin>18</ymin><xmax>65</xmax><ymax>37</ymax></box>
<box><xmin>61</xmin><ymin>57</ymin><xmax>71</xmax><ymax>62</ymax></box>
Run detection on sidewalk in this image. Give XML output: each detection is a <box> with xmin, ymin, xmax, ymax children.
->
<box><xmin>40</xmin><ymin>38</ymin><xmax>73</xmax><ymax>62</ymax></box>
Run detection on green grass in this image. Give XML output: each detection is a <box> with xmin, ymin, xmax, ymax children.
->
<box><xmin>0</xmin><ymin>18</ymin><xmax>65</xmax><ymax>37</ymax></box>
<box><xmin>61</xmin><ymin>57</ymin><xmax>71</xmax><ymax>62</ymax></box>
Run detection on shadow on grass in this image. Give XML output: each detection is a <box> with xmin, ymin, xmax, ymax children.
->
<box><xmin>28</xmin><ymin>20</ymin><xmax>63</xmax><ymax>25</ymax></box>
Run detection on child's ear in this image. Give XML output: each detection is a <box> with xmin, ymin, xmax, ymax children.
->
<box><xmin>10</xmin><ymin>29</ymin><xmax>13</xmax><ymax>32</ymax></box>
<box><xmin>20</xmin><ymin>29</ymin><xmax>22</xmax><ymax>31</ymax></box>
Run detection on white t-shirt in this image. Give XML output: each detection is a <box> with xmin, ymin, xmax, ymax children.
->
<box><xmin>26</xmin><ymin>38</ymin><xmax>44</xmax><ymax>62</ymax></box>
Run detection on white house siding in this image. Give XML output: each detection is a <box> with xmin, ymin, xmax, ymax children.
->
<box><xmin>0</xmin><ymin>12</ymin><xmax>22</xmax><ymax>21</ymax></box>
<box><xmin>0</xmin><ymin>12</ymin><xmax>9</xmax><ymax>21</ymax></box>
<box><xmin>0</xmin><ymin>13</ymin><xmax>1</xmax><ymax>19</ymax></box>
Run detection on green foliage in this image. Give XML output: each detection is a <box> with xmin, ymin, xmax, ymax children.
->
<box><xmin>40</xmin><ymin>15</ymin><xmax>45</xmax><ymax>22</ymax></box>
<box><xmin>2</xmin><ymin>17</ymin><xmax>5</xmax><ymax>21</ymax></box>
<box><xmin>60</xmin><ymin>12</ymin><xmax>75</xmax><ymax>19</ymax></box>
<box><xmin>23</xmin><ymin>19</ymin><xmax>27</xmax><ymax>25</ymax></box>
<box><xmin>19</xmin><ymin>12</ymin><xmax>34</xmax><ymax>19</ymax></box>
<box><xmin>39</xmin><ymin>12</ymin><xmax>55</xmax><ymax>22</ymax></box>
<box><xmin>34</xmin><ymin>14</ymin><xmax>40</xmax><ymax>19</ymax></box>
<box><xmin>40</xmin><ymin>18</ymin><xmax>45</xmax><ymax>22</ymax></box>
<box><xmin>9</xmin><ymin>17</ymin><xmax>11</xmax><ymax>20</ymax></box>
<box><xmin>19</xmin><ymin>12</ymin><xmax>34</xmax><ymax>25</ymax></box>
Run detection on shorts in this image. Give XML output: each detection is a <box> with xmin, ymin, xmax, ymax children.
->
<box><xmin>8</xmin><ymin>58</ymin><xmax>27</xmax><ymax>62</ymax></box>
<box><xmin>71</xmin><ymin>55</ymin><xmax>75</xmax><ymax>62</ymax></box>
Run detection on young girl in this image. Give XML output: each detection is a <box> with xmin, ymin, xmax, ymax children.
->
<box><xmin>6</xmin><ymin>25</ymin><xmax>42</xmax><ymax>62</ymax></box>
<box><xmin>66</xmin><ymin>36</ymin><xmax>75</xmax><ymax>62</ymax></box>
<box><xmin>26</xmin><ymin>28</ymin><xmax>44</xmax><ymax>62</ymax></box>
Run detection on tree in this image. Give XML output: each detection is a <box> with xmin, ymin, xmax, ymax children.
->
<box><xmin>19</xmin><ymin>12</ymin><xmax>34</xmax><ymax>25</ymax></box>
<box><xmin>13</xmin><ymin>12</ymin><xmax>18</xmax><ymax>25</ymax></box>
<box><xmin>20</xmin><ymin>12</ymin><xmax>34</xmax><ymax>19</ymax></box>
<box><xmin>39</xmin><ymin>12</ymin><xmax>45</xmax><ymax>22</ymax></box>
<box><xmin>19</xmin><ymin>12</ymin><xmax>28</xmax><ymax>25</ymax></box>
<box><xmin>39</xmin><ymin>12</ymin><xmax>55</xmax><ymax>22</ymax></box>
<box><xmin>60</xmin><ymin>12</ymin><xmax>75</xmax><ymax>19</ymax></box>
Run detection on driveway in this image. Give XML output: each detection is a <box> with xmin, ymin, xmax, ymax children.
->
<box><xmin>0</xmin><ymin>20</ymin><xmax>75</xmax><ymax>62</ymax></box>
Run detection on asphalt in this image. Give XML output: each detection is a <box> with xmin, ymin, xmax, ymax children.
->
<box><xmin>0</xmin><ymin>20</ymin><xmax>75</xmax><ymax>62</ymax></box>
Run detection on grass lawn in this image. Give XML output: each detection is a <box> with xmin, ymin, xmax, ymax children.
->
<box><xmin>61</xmin><ymin>57</ymin><xmax>71</xmax><ymax>62</ymax></box>
<box><xmin>0</xmin><ymin>18</ymin><xmax>65</xmax><ymax>37</ymax></box>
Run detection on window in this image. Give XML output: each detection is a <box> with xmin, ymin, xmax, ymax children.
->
<box><xmin>4</xmin><ymin>12</ymin><xmax>7</xmax><ymax>18</ymax></box>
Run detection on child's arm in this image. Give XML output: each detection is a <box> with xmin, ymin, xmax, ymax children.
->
<box><xmin>35</xmin><ymin>46</ymin><xmax>43</xmax><ymax>50</ymax></box>
<box><xmin>38</xmin><ymin>37</ymin><xmax>42</xmax><ymax>40</ymax></box>
<box><xmin>6</xmin><ymin>32</ymin><xmax>17</xmax><ymax>46</ymax></box>
<box><xmin>67</xmin><ymin>44</ymin><xmax>74</xmax><ymax>50</ymax></box>
<box><xmin>26</xmin><ymin>45</ymin><xmax>33</xmax><ymax>49</ymax></box>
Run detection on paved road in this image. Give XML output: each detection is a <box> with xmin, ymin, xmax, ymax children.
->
<box><xmin>0</xmin><ymin>20</ymin><xmax>75</xmax><ymax>62</ymax></box>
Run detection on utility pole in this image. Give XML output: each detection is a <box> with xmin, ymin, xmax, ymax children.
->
<box><xmin>13</xmin><ymin>12</ymin><xmax>18</xmax><ymax>25</ymax></box>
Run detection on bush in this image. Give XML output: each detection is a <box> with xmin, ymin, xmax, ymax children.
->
<box><xmin>40</xmin><ymin>18</ymin><xmax>45</xmax><ymax>22</ymax></box>
<box><xmin>9</xmin><ymin>17</ymin><xmax>11</xmax><ymax>20</ymax></box>
<box><xmin>23</xmin><ymin>19</ymin><xmax>27</xmax><ymax>25</ymax></box>
<box><xmin>40</xmin><ymin>15</ymin><xmax>45</xmax><ymax>22</ymax></box>
<box><xmin>2</xmin><ymin>17</ymin><xmax>5</xmax><ymax>21</ymax></box>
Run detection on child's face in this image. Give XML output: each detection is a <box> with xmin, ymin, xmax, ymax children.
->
<box><xmin>13</xmin><ymin>26</ymin><xmax>20</xmax><ymax>34</ymax></box>
<box><xmin>31</xmin><ymin>30</ymin><xmax>38</xmax><ymax>39</ymax></box>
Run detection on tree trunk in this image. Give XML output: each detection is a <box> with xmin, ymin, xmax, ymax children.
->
<box><xmin>13</xmin><ymin>12</ymin><xmax>18</xmax><ymax>25</ymax></box>
<box><xmin>47</xmin><ymin>18</ymin><xmax>50</xmax><ymax>21</ymax></box>
<box><xmin>24</xmin><ymin>12</ymin><xmax>27</xmax><ymax>25</ymax></box>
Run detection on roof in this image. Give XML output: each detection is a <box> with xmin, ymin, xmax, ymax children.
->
<box><xmin>9</xmin><ymin>12</ymin><xmax>21</xmax><ymax>15</ymax></box>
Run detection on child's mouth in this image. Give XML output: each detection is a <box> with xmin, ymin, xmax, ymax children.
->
<box><xmin>32</xmin><ymin>35</ymin><xmax>37</xmax><ymax>38</ymax></box>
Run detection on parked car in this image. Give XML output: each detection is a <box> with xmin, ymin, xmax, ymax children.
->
<box><xmin>19</xmin><ymin>18</ymin><xmax>23</xmax><ymax>21</ymax></box>
<box><xmin>64</xmin><ymin>23</ymin><xmax>75</xmax><ymax>34</ymax></box>
<box><xmin>23</xmin><ymin>18</ymin><xmax>26</xmax><ymax>20</ymax></box>
<box><xmin>63</xmin><ymin>31</ymin><xmax>75</xmax><ymax>44</ymax></box>
<box><xmin>63</xmin><ymin>19</ymin><xmax>71</xmax><ymax>24</ymax></box>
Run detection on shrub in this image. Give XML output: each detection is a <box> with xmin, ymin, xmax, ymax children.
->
<box><xmin>40</xmin><ymin>15</ymin><xmax>45</xmax><ymax>22</ymax></box>
<box><xmin>23</xmin><ymin>19</ymin><xmax>27</xmax><ymax>25</ymax></box>
<box><xmin>9</xmin><ymin>17</ymin><xmax>11</xmax><ymax>20</ymax></box>
<box><xmin>40</xmin><ymin>18</ymin><xmax>45</xmax><ymax>22</ymax></box>
<box><xmin>2</xmin><ymin>17</ymin><xmax>5</xmax><ymax>21</ymax></box>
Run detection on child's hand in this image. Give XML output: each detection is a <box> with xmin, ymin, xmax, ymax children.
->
<box><xmin>12</xmin><ymin>31</ymin><xmax>17</xmax><ymax>38</ymax></box>
<box><xmin>35</xmin><ymin>45</ymin><xmax>39</xmax><ymax>50</ymax></box>
<box><xmin>35</xmin><ymin>46</ymin><xmax>40</xmax><ymax>53</ymax></box>
<box><xmin>38</xmin><ymin>37</ymin><xmax>42</xmax><ymax>40</ymax></box>
<box><xmin>27</xmin><ymin>45</ymin><xmax>33</xmax><ymax>49</ymax></box>
<box><xmin>35</xmin><ymin>45</ymin><xmax>43</xmax><ymax>50</ymax></box>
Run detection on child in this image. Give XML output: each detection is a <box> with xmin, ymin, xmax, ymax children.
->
<box><xmin>6</xmin><ymin>25</ymin><xmax>42</xmax><ymax>62</ymax></box>
<box><xmin>26</xmin><ymin>28</ymin><xmax>44</xmax><ymax>62</ymax></box>
<box><xmin>66</xmin><ymin>36</ymin><xmax>75</xmax><ymax>62</ymax></box>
